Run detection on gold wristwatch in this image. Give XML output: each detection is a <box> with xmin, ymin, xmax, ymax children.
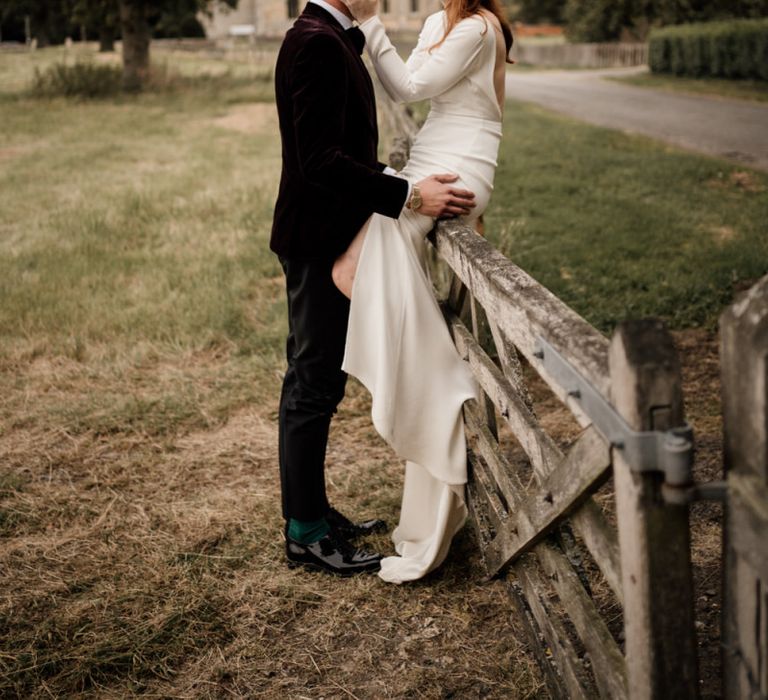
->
<box><xmin>406</xmin><ymin>184</ymin><xmax>422</xmax><ymax>212</ymax></box>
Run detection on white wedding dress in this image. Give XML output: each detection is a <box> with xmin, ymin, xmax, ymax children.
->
<box><xmin>342</xmin><ymin>11</ymin><xmax>504</xmax><ymax>583</ymax></box>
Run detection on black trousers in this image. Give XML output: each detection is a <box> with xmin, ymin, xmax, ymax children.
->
<box><xmin>278</xmin><ymin>255</ymin><xmax>350</xmax><ymax>521</ymax></box>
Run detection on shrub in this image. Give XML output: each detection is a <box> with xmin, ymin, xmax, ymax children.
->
<box><xmin>649</xmin><ymin>19</ymin><xmax>768</xmax><ymax>80</ymax></box>
<box><xmin>32</xmin><ymin>60</ymin><xmax>123</xmax><ymax>99</ymax></box>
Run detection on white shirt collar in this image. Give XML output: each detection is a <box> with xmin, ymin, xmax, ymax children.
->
<box><xmin>308</xmin><ymin>0</ymin><xmax>354</xmax><ymax>30</ymax></box>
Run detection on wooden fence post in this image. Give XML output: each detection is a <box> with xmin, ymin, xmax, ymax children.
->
<box><xmin>609</xmin><ymin>319</ymin><xmax>699</xmax><ymax>699</ymax></box>
<box><xmin>721</xmin><ymin>275</ymin><xmax>768</xmax><ymax>700</ymax></box>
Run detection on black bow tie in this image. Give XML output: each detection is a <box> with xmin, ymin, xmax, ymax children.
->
<box><xmin>346</xmin><ymin>26</ymin><xmax>365</xmax><ymax>55</ymax></box>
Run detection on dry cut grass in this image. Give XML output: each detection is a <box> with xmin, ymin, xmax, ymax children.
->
<box><xmin>1</xmin><ymin>384</ymin><xmax>544</xmax><ymax>698</ymax></box>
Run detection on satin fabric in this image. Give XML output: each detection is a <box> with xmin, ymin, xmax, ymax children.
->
<box><xmin>342</xmin><ymin>11</ymin><xmax>503</xmax><ymax>583</ymax></box>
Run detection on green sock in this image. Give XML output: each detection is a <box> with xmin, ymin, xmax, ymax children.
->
<box><xmin>287</xmin><ymin>517</ymin><xmax>330</xmax><ymax>544</ymax></box>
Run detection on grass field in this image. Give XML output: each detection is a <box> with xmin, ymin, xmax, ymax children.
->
<box><xmin>1</xmin><ymin>44</ymin><xmax>765</xmax><ymax>698</ymax></box>
<box><xmin>487</xmin><ymin>100</ymin><xmax>768</xmax><ymax>331</ymax></box>
<box><xmin>0</xmin><ymin>46</ymin><xmax>544</xmax><ymax>698</ymax></box>
<box><xmin>609</xmin><ymin>70</ymin><xmax>768</xmax><ymax>103</ymax></box>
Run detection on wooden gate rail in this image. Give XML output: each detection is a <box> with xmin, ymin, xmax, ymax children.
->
<box><xmin>381</xmin><ymin>96</ymin><xmax>702</xmax><ymax>698</ymax></box>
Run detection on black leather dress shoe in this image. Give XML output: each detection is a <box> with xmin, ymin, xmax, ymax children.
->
<box><xmin>326</xmin><ymin>506</ymin><xmax>388</xmax><ymax>540</ymax></box>
<box><xmin>286</xmin><ymin>531</ymin><xmax>382</xmax><ymax>576</ymax></box>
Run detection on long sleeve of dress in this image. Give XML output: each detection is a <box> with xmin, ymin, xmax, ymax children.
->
<box><xmin>359</xmin><ymin>13</ymin><xmax>486</xmax><ymax>104</ymax></box>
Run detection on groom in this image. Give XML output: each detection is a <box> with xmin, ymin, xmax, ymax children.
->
<box><xmin>271</xmin><ymin>0</ymin><xmax>476</xmax><ymax>575</ymax></box>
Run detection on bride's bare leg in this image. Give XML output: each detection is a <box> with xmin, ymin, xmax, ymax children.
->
<box><xmin>332</xmin><ymin>218</ymin><xmax>372</xmax><ymax>300</ymax></box>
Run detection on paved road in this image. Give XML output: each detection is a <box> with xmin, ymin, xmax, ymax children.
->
<box><xmin>506</xmin><ymin>67</ymin><xmax>768</xmax><ymax>171</ymax></box>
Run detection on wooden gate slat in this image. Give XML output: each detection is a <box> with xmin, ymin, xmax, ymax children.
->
<box><xmin>463</xmin><ymin>399</ymin><xmax>525</xmax><ymax>512</ymax></box>
<box><xmin>468</xmin><ymin>294</ymin><xmax>500</xmax><ymax>440</ymax></box>
<box><xmin>536</xmin><ymin>540</ymin><xmax>628</xmax><ymax>699</ymax></box>
<box><xmin>468</xmin><ymin>447</ymin><xmax>508</xmax><ymax>533</ymax></box>
<box><xmin>486</xmin><ymin>315</ymin><xmax>534</xmax><ymax>412</ymax></box>
<box><xmin>569</xmin><ymin>500</ymin><xmax>624</xmax><ymax>604</ymax></box>
<box><xmin>504</xmin><ymin>579</ymin><xmax>570</xmax><ymax>699</ymax></box>
<box><xmin>448</xmin><ymin>314</ymin><xmax>561</xmax><ymax>474</ymax></box>
<box><xmin>484</xmin><ymin>428</ymin><xmax>611</xmax><ymax>575</ymax></box>
<box><xmin>466</xmin><ymin>475</ymin><xmax>496</xmax><ymax>573</ymax></box>
<box><xmin>513</xmin><ymin>557</ymin><xmax>595</xmax><ymax>699</ymax></box>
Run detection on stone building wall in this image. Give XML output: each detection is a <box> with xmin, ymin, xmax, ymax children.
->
<box><xmin>201</xmin><ymin>0</ymin><xmax>442</xmax><ymax>38</ymax></box>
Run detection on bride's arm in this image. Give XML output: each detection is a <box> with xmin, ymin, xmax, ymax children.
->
<box><xmin>401</xmin><ymin>15</ymin><xmax>434</xmax><ymax>74</ymax></box>
<box><xmin>359</xmin><ymin>14</ymin><xmax>486</xmax><ymax>104</ymax></box>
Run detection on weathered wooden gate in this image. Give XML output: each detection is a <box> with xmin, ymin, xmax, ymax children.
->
<box><xmin>381</xmin><ymin>96</ymin><xmax>768</xmax><ymax>699</ymax></box>
<box><xmin>432</xmin><ymin>220</ymin><xmax>700</xmax><ymax>698</ymax></box>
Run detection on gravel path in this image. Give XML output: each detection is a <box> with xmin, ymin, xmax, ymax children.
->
<box><xmin>506</xmin><ymin>67</ymin><xmax>768</xmax><ymax>171</ymax></box>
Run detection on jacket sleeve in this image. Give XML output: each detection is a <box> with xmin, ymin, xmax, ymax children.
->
<box><xmin>290</xmin><ymin>33</ymin><xmax>408</xmax><ymax>218</ymax></box>
<box><xmin>359</xmin><ymin>14</ymin><xmax>486</xmax><ymax>104</ymax></box>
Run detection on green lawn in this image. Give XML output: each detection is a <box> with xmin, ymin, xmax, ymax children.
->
<box><xmin>485</xmin><ymin>101</ymin><xmax>768</xmax><ymax>331</ymax></box>
<box><xmin>0</xmin><ymin>49</ymin><xmax>280</xmax><ymax>438</ymax></box>
<box><xmin>0</xmin><ymin>42</ymin><xmax>274</xmax><ymax>83</ymax></box>
<box><xmin>609</xmin><ymin>71</ymin><xmax>768</xmax><ymax>103</ymax></box>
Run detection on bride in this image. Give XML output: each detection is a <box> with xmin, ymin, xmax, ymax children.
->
<box><xmin>333</xmin><ymin>0</ymin><xmax>513</xmax><ymax>582</ymax></box>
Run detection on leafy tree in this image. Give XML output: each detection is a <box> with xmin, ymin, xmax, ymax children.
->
<box><xmin>564</xmin><ymin>0</ymin><xmax>637</xmax><ymax>41</ymax></box>
<box><xmin>0</xmin><ymin>0</ymin><xmax>72</xmax><ymax>46</ymax></box>
<box><xmin>651</xmin><ymin>0</ymin><xmax>768</xmax><ymax>24</ymax></box>
<box><xmin>118</xmin><ymin>0</ymin><xmax>237</xmax><ymax>91</ymax></box>
<box><xmin>70</xmin><ymin>0</ymin><xmax>120</xmax><ymax>51</ymax></box>
<box><xmin>154</xmin><ymin>1</ymin><xmax>207</xmax><ymax>38</ymax></box>
<box><xmin>564</xmin><ymin>0</ymin><xmax>768</xmax><ymax>42</ymax></box>
<box><xmin>512</xmin><ymin>0</ymin><xmax>567</xmax><ymax>24</ymax></box>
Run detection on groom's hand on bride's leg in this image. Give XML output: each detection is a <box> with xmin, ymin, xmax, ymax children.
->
<box><xmin>416</xmin><ymin>174</ymin><xmax>476</xmax><ymax>219</ymax></box>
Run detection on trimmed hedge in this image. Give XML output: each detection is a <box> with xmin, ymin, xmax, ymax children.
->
<box><xmin>649</xmin><ymin>19</ymin><xmax>768</xmax><ymax>80</ymax></box>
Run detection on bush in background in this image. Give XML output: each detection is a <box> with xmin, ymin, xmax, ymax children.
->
<box><xmin>649</xmin><ymin>18</ymin><xmax>768</xmax><ymax>80</ymax></box>
<box><xmin>562</xmin><ymin>0</ymin><xmax>768</xmax><ymax>43</ymax></box>
<box><xmin>32</xmin><ymin>60</ymin><xmax>123</xmax><ymax>98</ymax></box>
<box><xmin>29</xmin><ymin>57</ymin><xmax>273</xmax><ymax>100</ymax></box>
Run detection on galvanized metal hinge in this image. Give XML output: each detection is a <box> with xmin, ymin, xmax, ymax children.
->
<box><xmin>534</xmin><ymin>336</ymin><xmax>726</xmax><ymax>505</ymax></box>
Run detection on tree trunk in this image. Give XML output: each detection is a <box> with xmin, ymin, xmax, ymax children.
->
<box><xmin>35</xmin><ymin>24</ymin><xmax>50</xmax><ymax>48</ymax></box>
<box><xmin>118</xmin><ymin>0</ymin><xmax>150</xmax><ymax>92</ymax></box>
<box><xmin>99</xmin><ymin>26</ymin><xmax>116</xmax><ymax>53</ymax></box>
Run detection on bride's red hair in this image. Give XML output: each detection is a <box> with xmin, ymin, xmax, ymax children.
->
<box><xmin>430</xmin><ymin>0</ymin><xmax>514</xmax><ymax>63</ymax></box>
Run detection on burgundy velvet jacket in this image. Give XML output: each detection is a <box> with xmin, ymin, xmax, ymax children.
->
<box><xmin>270</xmin><ymin>2</ymin><xmax>409</xmax><ymax>260</ymax></box>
